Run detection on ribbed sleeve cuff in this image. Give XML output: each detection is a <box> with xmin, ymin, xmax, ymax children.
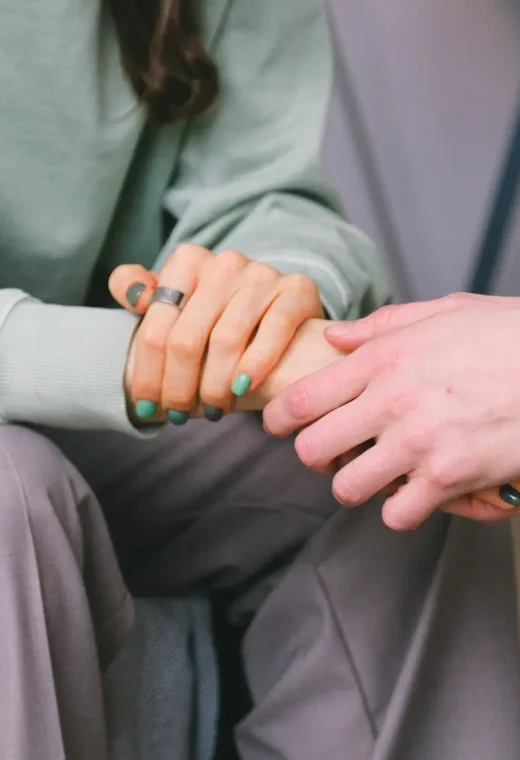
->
<box><xmin>0</xmin><ymin>296</ymin><xmax>162</xmax><ymax>435</ymax></box>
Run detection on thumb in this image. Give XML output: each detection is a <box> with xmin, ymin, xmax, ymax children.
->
<box><xmin>108</xmin><ymin>264</ymin><xmax>159</xmax><ymax>315</ymax></box>
<box><xmin>324</xmin><ymin>300</ymin><xmax>453</xmax><ymax>349</ymax></box>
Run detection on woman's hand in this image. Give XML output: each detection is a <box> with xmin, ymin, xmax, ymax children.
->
<box><xmin>264</xmin><ymin>292</ymin><xmax>520</xmax><ymax>528</ymax></box>
<box><xmin>109</xmin><ymin>244</ymin><xmax>324</xmax><ymax>422</ymax></box>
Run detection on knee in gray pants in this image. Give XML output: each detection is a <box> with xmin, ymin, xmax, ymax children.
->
<box><xmin>0</xmin><ymin>424</ymin><xmax>89</xmax><ymax>554</ymax></box>
<box><xmin>0</xmin><ymin>425</ymin><xmax>132</xmax><ymax>760</ymax></box>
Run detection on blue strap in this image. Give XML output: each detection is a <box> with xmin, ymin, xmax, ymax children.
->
<box><xmin>468</xmin><ymin>98</ymin><xmax>520</xmax><ymax>294</ymax></box>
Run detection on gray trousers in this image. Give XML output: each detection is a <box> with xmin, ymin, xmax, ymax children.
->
<box><xmin>0</xmin><ymin>414</ymin><xmax>519</xmax><ymax>759</ymax></box>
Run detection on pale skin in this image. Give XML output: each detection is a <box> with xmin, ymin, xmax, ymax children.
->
<box><xmin>264</xmin><ymin>292</ymin><xmax>520</xmax><ymax>528</ymax></box>
<box><xmin>110</xmin><ymin>243</ymin><xmax>324</xmax><ymax>419</ymax></box>
<box><xmin>109</xmin><ymin>254</ymin><xmax>516</xmax><ymax>527</ymax></box>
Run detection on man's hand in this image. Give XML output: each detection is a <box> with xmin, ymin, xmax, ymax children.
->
<box><xmin>263</xmin><ymin>293</ymin><xmax>520</xmax><ymax>529</ymax></box>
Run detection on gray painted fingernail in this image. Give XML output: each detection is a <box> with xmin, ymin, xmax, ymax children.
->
<box><xmin>499</xmin><ymin>484</ymin><xmax>520</xmax><ymax>507</ymax></box>
<box><xmin>126</xmin><ymin>282</ymin><xmax>145</xmax><ymax>308</ymax></box>
<box><xmin>204</xmin><ymin>405</ymin><xmax>223</xmax><ymax>422</ymax></box>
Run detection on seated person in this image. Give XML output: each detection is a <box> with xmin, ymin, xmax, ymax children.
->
<box><xmin>0</xmin><ymin>0</ymin><xmax>517</xmax><ymax>758</ymax></box>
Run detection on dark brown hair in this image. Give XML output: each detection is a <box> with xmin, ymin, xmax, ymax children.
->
<box><xmin>109</xmin><ymin>0</ymin><xmax>219</xmax><ymax>124</ymax></box>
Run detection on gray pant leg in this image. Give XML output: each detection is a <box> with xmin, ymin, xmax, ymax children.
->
<box><xmin>0</xmin><ymin>426</ymin><xmax>133</xmax><ymax>760</ymax></box>
<box><xmin>51</xmin><ymin>415</ymin><xmax>340</xmax><ymax>624</ymax></box>
<box><xmin>237</xmin><ymin>502</ymin><xmax>520</xmax><ymax>760</ymax></box>
<box><xmin>49</xmin><ymin>416</ymin><xmax>520</xmax><ymax>759</ymax></box>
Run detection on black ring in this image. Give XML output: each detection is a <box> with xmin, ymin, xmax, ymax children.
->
<box><xmin>151</xmin><ymin>287</ymin><xmax>184</xmax><ymax>308</ymax></box>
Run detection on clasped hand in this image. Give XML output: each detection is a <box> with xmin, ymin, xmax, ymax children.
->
<box><xmin>112</xmin><ymin>257</ymin><xmax>520</xmax><ymax>529</ymax></box>
<box><xmin>109</xmin><ymin>243</ymin><xmax>325</xmax><ymax>422</ymax></box>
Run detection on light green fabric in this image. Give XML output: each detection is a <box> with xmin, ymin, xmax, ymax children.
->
<box><xmin>0</xmin><ymin>0</ymin><xmax>391</xmax><ymax>433</ymax></box>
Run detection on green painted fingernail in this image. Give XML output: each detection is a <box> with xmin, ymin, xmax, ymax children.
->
<box><xmin>126</xmin><ymin>282</ymin><xmax>145</xmax><ymax>308</ymax></box>
<box><xmin>135</xmin><ymin>399</ymin><xmax>156</xmax><ymax>419</ymax></box>
<box><xmin>204</xmin><ymin>405</ymin><xmax>223</xmax><ymax>422</ymax></box>
<box><xmin>231</xmin><ymin>374</ymin><xmax>252</xmax><ymax>397</ymax></box>
<box><xmin>168</xmin><ymin>410</ymin><xmax>190</xmax><ymax>426</ymax></box>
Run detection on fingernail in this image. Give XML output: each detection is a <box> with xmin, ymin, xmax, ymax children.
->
<box><xmin>135</xmin><ymin>399</ymin><xmax>156</xmax><ymax>419</ymax></box>
<box><xmin>231</xmin><ymin>374</ymin><xmax>252</xmax><ymax>397</ymax></box>
<box><xmin>499</xmin><ymin>484</ymin><xmax>520</xmax><ymax>507</ymax></box>
<box><xmin>168</xmin><ymin>410</ymin><xmax>190</xmax><ymax>426</ymax></box>
<box><xmin>126</xmin><ymin>282</ymin><xmax>146</xmax><ymax>308</ymax></box>
<box><xmin>204</xmin><ymin>405</ymin><xmax>223</xmax><ymax>422</ymax></box>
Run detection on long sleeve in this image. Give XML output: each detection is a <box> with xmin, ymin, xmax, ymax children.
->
<box><xmin>0</xmin><ymin>0</ymin><xmax>391</xmax><ymax>434</ymax></box>
<box><xmin>0</xmin><ymin>290</ymin><xmax>149</xmax><ymax>433</ymax></box>
<box><xmin>155</xmin><ymin>0</ymin><xmax>391</xmax><ymax>319</ymax></box>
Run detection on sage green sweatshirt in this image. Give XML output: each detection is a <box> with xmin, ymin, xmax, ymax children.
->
<box><xmin>0</xmin><ymin>0</ymin><xmax>390</xmax><ymax>434</ymax></box>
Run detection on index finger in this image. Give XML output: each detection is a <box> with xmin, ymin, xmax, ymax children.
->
<box><xmin>263</xmin><ymin>350</ymin><xmax>370</xmax><ymax>438</ymax></box>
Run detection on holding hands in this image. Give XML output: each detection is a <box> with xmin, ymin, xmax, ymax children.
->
<box><xmin>264</xmin><ymin>293</ymin><xmax>520</xmax><ymax>528</ymax></box>
<box><xmin>111</xmin><ymin>258</ymin><xmax>520</xmax><ymax>530</ymax></box>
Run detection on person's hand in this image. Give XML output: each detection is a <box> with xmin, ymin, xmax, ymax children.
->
<box><xmin>109</xmin><ymin>245</ymin><xmax>324</xmax><ymax>422</ymax></box>
<box><xmin>263</xmin><ymin>292</ymin><xmax>520</xmax><ymax>529</ymax></box>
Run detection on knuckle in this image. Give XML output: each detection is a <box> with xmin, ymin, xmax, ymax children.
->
<box><xmin>139</xmin><ymin>325</ymin><xmax>167</xmax><ymax>352</ymax></box>
<box><xmin>383</xmin><ymin>389</ymin><xmax>416</xmax><ymax>421</ymax></box>
<box><xmin>442</xmin><ymin>291</ymin><xmax>473</xmax><ymax>307</ymax></box>
<box><xmin>402</xmin><ymin>424</ymin><xmax>433</xmax><ymax>457</ymax></box>
<box><xmin>425</xmin><ymin>455</ymin><xmax>463</xmax><ymax>491</ymax></box>
<box><xmin>173</xmin><ymin>243</ymin><xmax>208</xmax><ymax>262</ymax></box>
<box><xmin>373</xmin><ymin>304</ymin><xmax>399</xmax><ymax>329</ymax></box>
<box><xmin>285</xmin><ymin>381</ymin><xmax>315</xmax><ymax>422</ymax></box>
<box><xmin>167</xmin><ymin>332</ymin><xmax>203</xmax><ymax>360</ymax></box>
<box><xmin>216</xmin><ymin>249</ymin><xmax>247</xmax><ymax>274</ymax></box>
<box><xmin>285</xmin><ymin>272</ymin><xmax>319</xmax><ymax>298</ymax></box>
<box><xmin>209</xmin><ymin>326</ymin><xmax>241</xmax><ymax>354</ymax></box>
<box><xmin>246</xmin><ymin>261</ymin><xmax>279</xmax><ymax>284</ymax></box>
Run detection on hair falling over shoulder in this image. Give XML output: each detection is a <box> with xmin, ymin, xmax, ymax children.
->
<box><xmin>109</xmin><ymin>0</ymin><xmax>219</xmax><ymax>123</ymax></box>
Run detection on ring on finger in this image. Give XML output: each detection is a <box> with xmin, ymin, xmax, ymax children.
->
<box><xmin>151</xmin><ymin>286</ymin><xmax>185</xmax><ymax>309</ymax></box>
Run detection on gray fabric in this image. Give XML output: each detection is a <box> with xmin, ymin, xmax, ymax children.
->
<box><xmin>49</xmin><ymin>414</ymin><xmax>341</xmax><ymax>626</ymax></box>
<box><xmin>0</xmin><ymin>0</ymin><xmax>391</xmax><ymax>437</ymax></box>
<box><xmin>50</xmin><ymin>414</ymin><xmax>520</xmax><ymax>760</ymax></box>
<box><xmin>104</xmin><ymin>598</ymin><xmax>217</xmax><ymax>760</ymax></box>
<box><xmin>0</xmin><ymin>413</ymin><xmax>519</xmax><ymax>759</ymax></box>
<box><xmin>238</xmin><ymin>502</ymin><xmax>520</xmax><ymax>759</ymax></box>
<box><xmin>0</xmin><ymin>422</ymin><xmax>218</xmax><ymax>760</ymax></box>
<box><xmin>0</xmin><ymin>425</ymin><xmax>134</xmax><ymax>760</ymax></box>
<box><xmin>324</xmin><ymin>0</ymin><xmax>520</xmax><ymax>301</ymax></box>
